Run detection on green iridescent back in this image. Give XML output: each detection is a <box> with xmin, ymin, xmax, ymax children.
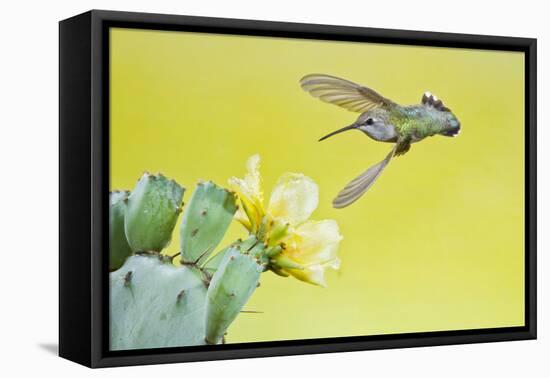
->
<box><xmin>389</xmin><ymin>105</ymin><xmax>448</xmax><ymax>140</ymax></box>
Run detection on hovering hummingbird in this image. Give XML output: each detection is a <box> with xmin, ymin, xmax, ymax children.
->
<box><xmin>300</xmin><ymin>74</ymin><xmax>461</xmax><ymax>208</ymax></box>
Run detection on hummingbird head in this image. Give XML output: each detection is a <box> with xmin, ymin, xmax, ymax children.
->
<box><xmin>318</xmin><ymin>110</ymin><xmax>398</xmax><ymax>143</ymax></box>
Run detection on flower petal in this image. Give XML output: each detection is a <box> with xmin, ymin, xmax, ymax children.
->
<box><xmin>286</xmin><ymin>262</ymin><xmax>336</xmax><ymax>287</ymax></box>
<box><xmin>228</xmin><ymin>154</ymin><xmax>264</xmax><ymax>228</ymax></box>
<box><xmin>280</xmin><ymin>220</ymin><xmax>342</xmax><ymax>287</ymax></box>
<box><xmin>234</xmin><ymin>208</ymin><xmax>253</xmax><ymax>232</ymax></box>
<box><xmin>268</xmin><ymin>173</ymin><xmax>318</xmax><ymax>226</ymax></box>
<box><xmin>228</xmin><ymin>154</ymin><xmax>262</xmax><ymax>203</ymax></box>
<box><xmin>284</xmin><ymin>220</ymin><xmax>342</xmax><ymax>265</ymax></box>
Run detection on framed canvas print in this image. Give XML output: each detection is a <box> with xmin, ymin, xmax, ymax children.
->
<box><xmin>59</xmin><ymin>10</ymin><xmax>537</xmax><ymax>368</ymax></box>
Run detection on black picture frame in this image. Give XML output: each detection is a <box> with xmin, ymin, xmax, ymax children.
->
<box><xmin>59</xmin><ymin>9</ymin><xmax>537</xmax><ymax>368</ymax></box>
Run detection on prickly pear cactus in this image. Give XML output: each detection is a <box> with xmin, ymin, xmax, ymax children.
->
<box><xmin>205</xmin><ymin>238</ymin><xmax>265</xmax><ymax>344</ymax></box>
<box><xmin>180</xmin><ymin>181</ymin><xmax>237</xmax><ymax>265</ymax></box>
<box><xmin>124</xmin><ymin>173</ymin><xmax>184</xmax><ymax>253</ymax></box>
<box><xmin>109</xmin><ymin>155</ymin><xmax>342</xmax><ymax>350</ymax></box>
<box><xmin>110</xmin><ymin>254</ymin><xmax>208</xmax><ymax>350</ymax></box>
<box><xmin>110</xmin><ymin>174</ymin><xmax>252</xmax><ymax>350</ymax></box>
<box><xmin>109</xmin><ymin>190</ymin><xmax>132</xmax><ymax>271</ymax></box>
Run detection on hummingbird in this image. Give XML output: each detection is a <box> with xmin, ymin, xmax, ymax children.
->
<box><xmin>300</xmin><ymin>74</ymin><xmax>461</xmax><ymax>209</ymax></box>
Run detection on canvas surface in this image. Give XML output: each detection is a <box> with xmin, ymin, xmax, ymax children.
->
<box><xmin>109</xmin><ymin>27</ymin><xmax>525</xmax><ymax>344</ymax></box>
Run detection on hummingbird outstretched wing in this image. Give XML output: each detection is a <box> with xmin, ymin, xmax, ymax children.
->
<box><xmin>300</xmin><ymin>74</ymin><xmax>396</xmax><ymax>113</ymax></box>
<box><xmin>333</xmin><ymin>145</ymin><xmax>396</xmax><ymax>208</ymax></box>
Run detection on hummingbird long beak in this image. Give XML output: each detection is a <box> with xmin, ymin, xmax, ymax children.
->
<box><xmin>318</xmin><ymin>124</ymin><xmax>358</xmax><ymax>142</ymax></box>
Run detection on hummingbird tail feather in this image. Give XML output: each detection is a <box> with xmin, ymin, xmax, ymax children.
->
<box><xmin>332</xmin><ymin>147</ymin><xmax>395</xmax><ymax>209</ymax></box>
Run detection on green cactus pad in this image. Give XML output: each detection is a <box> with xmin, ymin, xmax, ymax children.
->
<box><xmin>109</xmin><ymin>190</ymin><xmax>132</xmax><ymax>271</ymax></box>
<box><xmin>201</xmin><ymin>235</ymin><xmax>262</xmax><ymax>274</ymax></box>
<box><xmin>201</xmin><ymin>247</ymin><xmax>231</xmax><ymax>276</ymax></box>
<box><xmin>205</xmin><ymin>241</ymin><xmax>265</xmax><ymax>344</ymax></box>
<box><xmin>124</xmin><ymin>173</ymin><xmax>184</xmax><ymax>252</ymax></box>
<box><xmin>110</xmin><ymin>255</ymin><xmax>208</xmax><ymax>350</ymax></box>
<box><xmin>180</xmin><ymin>181</ymin><xmax>237</xmax><ymax>264</ymax></box>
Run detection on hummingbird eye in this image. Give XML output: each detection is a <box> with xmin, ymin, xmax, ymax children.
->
<box><xmin>365</xmin><ymin>118</ymin><xmax>374</xmax><ymax>125</ymax></box>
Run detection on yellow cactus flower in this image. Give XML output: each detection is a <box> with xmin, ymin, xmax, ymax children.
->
<box><xmin>229</xmin><ymin>154</ymin><xmax>342</xmax><ymax>287</ymax></box>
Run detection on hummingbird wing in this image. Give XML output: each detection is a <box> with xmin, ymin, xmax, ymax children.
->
<box><xmin>332</xmin><ymin>146</ymin><xmax>396</xmax><ymax>208</ymax></box>
<box><xmin>300</xmin><ymin>74</ymin><xmax>396</xmax><ymax>113</ymax></box>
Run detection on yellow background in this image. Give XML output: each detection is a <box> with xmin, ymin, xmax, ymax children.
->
<box><xmin>110</xmin><ymin>28</ymin><xmax>525</xmax><ymax>343</ymax></box>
